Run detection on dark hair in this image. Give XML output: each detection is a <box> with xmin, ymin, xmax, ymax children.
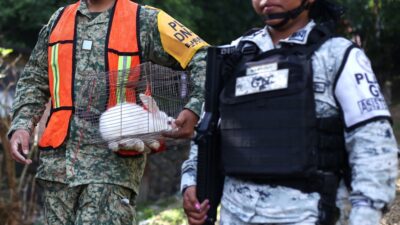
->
<box><xmin>309</xmin><ymin>0</ymin><xmax>344</xmax><ymax>30</ymax></box>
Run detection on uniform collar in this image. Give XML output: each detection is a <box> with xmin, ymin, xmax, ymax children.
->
<box><xmin>279</xmin><ymin>20</ymin><xmax>316</xmax><ymax>45</ymax></box>
<box><xmin>236</xmin><ymin>20</ymin><xmax>316</xmax><ymax>51</ymax></box>
<box><xmin>78</xmin><ymin>0</ymin><xmax>114</xmax><ymax>23</ymax></box>
<box><xmin>236</xmin><ymin>28</ymin><xmax>274</xmax><ymax>52</ymax></box>
<box><xmin>78</xmin><ymin>0</ymin><xmax>92</xmax><ymax>17</ymax></box>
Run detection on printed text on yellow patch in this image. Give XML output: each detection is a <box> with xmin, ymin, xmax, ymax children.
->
<box><xmin>158</xmin><ymin>11</ymin><xmax>208</xmax><ymax>68</ymax></box>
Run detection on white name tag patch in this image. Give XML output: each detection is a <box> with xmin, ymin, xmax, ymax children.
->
<box><xmin>235</xmin><ymin>68</ymin><xmax>289</xmax><ymax>96</ymax></box>
<box><xmin>246</xmin><ymin>63</ymin><xmax>277</xmax><ymax>75</ymax></box>
<box><xmin>82</xmin><ymin>40</ymin><xmax>93</xmax><ymax>50</ymax></box>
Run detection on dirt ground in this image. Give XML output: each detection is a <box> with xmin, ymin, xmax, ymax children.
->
<box><xmin>381</xmin><ymin>177</ymin><xmax>400</xmax><ymax>225</ymax></box>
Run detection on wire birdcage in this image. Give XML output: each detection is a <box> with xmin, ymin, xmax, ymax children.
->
<box><xmin>74</xmin><ymin>62</ymin><xmax>192</xmax><ymax>152</ymax></box>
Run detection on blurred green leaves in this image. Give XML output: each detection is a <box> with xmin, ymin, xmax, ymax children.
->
<box><xmin>0</xmin><ymin>0</ymin><xmax>74</xmax><ymax>48</ymax></box>
<box><xmin>0</xmin><ymin>48</ymin><xmax>13</xmax><ymax>58</ymax></box>
<box><xmin>1</xmin><ymin>0</ymin><xmax>400</xmax><ymax>78</ymax></box>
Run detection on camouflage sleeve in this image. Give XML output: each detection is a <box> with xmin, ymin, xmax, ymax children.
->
<box><xmin>8</xmin><ymin>8</ymin><xmax>64</xmax><ymax>137</ymax></box>
<box><xmin>345</xmin><ymin>120</ymin><xmax>398</xmax><ymax>218</ymax></box>
<box><xmin>139</xmin><ymin>6</ymin><xmax>207</xmax><ymax>116</ymax></box>
<box><xmin>139</xmin><ymin>7</ymin><xmax>181</xmax><ymax>68</ymax></box>
<box><xmin>180</xmin><ymin>141</ymin><xmax>199</xmax><ymax>192</ymax></box>
<box><xmin>348</xmin><ymin>206</ymin><xmax>382</xmax><ymax>225</ymax></box>
<box><xmin>184</xmin><ymin>48</ymin><xmax>206</xmax><ymax>116</ymax></box>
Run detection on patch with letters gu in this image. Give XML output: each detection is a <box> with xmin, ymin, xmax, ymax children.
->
<box><xmin>288</xmin><ymin>30</ymin><xmax>308</xmax><ymax>42</ymax></box>
<box><xmin>235</xmin><ymin>62</ymin><xmax>288</xmax><ymax>96</ymax></box>
<box><xmin>334</xmin><ymin>47</ymin><xmax>390</xmax><ymax>129</ymax></box>
<box><xmin>280</xmin><ymin>21</ymin><xmax>314</xmax><ymax>45</ymax></box>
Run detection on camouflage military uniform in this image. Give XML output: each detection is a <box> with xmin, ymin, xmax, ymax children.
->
<box><xmin>9</xmin><ymin>1</ymin><xmax>207</xmax><ymax>224</ymax></box>
<box><xmin>39</xmin><ymin>180</ymin><xmax>137</xmax><ymax>225</ymax></box>
<box><xmin>181</xmin><ymin>21</ymin><xmax>398</xmax><ymax>225</ymax></box>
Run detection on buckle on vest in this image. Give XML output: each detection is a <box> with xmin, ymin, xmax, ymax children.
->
<box><xmin>241</xmin><ymin>45</ymin><xmax>258</xmax><ymax>55</ymax></box>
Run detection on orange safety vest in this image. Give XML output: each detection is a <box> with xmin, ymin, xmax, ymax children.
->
<box><xmin>39</xmin><ymin>0</ymin><xmax>141</xmax><ymax>149</ymax></box>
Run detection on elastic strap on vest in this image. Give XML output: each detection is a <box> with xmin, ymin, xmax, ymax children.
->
<box><xmin>316</xmin><ymin>117</ymin><xmax>346</xmax><ymax>171</ymax></box>
<box><xmin>315</xmin><ymin>173</ymin><xmax>341</xmax><ymax>225</ymax></box>
<box><xmin>315</xmin><ymin>117</ymin><xmax>347</xmax><ymax>225</ymax></box>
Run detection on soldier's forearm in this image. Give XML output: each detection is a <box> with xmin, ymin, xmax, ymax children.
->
<box><xmin>346</xmin><ymin>120</ymin><xmax>398</xmax><ymax>207</ymax></box>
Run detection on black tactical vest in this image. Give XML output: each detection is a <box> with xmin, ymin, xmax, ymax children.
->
<box><xmin>219</xmin><ymin>26</ymin><xmax>347</xmax><ymax>183</ymax></box>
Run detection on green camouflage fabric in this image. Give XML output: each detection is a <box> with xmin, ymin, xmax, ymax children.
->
<box><xmin>9</xmin><ymin>0</ymin><xmax>206</xmax><ymax>195</ymax></box>
<box><xmin>39</xmin><ymin>180</ymin><xmax>136</xmax><ymax>225</ymax></box>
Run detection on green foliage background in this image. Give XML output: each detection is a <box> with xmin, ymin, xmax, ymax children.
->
<box><xmin>338</xmin><ymin>0</ymin><xmax>400</xmax><ymax>81</ymax></box>
<box><xmin>0</xmin><ymin>0</ymin><xmax>74</xmax><ymax>49</ymax></box>
<box><xmin>0</xmin><ymin>0</ymin><xmax>399</xmax><ymax>78</ymax></box>
<box><xmin>136</xmin><ymin>0</ymin><xmax>261</xmax><ymax>45</ymax></box>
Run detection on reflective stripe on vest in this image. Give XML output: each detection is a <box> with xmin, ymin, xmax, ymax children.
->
<box><xmin>39</xmin><ymin>0</ymin><xmax>141</xmax><ymax>149</ymax></box>
<box><xmin>106</xmin><ymin>0</ymin><xmax>141</xmax><ymax>107</ymax></box>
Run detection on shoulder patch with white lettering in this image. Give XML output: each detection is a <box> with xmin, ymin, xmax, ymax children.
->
<box><xmin>289</xmin><ymin>29</ymin><xmax>307</xmax><ymax>42</ymax></box>
<box><xmin>157</xmin><ymin>11</ymin><xmax>208</xmax><ymax>68</ymax></box>
<box><xmin>334</xmin><ymin>47</ymin><xmax>390</xmax><ymax>129</ymax></box>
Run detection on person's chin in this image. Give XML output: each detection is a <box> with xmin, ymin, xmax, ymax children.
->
<box><xmin>265</xmin><ymin>18</ymin><xmax>284</xmax><ymax>26</ymax></box>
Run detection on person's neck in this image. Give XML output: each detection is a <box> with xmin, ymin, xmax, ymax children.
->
<box><xmin>268</xmin><ymin>15</ymin><xmax>310</xmax><ymax>45</ymax></box>
<box><xmin>87</xmin><ymin>0</ymin><xmax>115</xmax><ymax>12</ymax></box>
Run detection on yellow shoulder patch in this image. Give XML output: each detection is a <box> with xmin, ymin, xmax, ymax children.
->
<box><xmin>157</xmin><ymin>11</ymin><xmax>209</xmax><ymax>68</ymax></box>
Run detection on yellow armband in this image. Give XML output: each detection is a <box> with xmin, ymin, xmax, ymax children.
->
<box><xmin>158</xmin><ymin>11</ymin><xmax>208</xmax><ymax>68</ymax></box>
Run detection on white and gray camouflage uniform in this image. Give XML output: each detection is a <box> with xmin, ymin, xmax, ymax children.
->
<box><xmin>181</xmin><ymin>21</ymin><xmax>398</xmax><ymax>225</ymax></box>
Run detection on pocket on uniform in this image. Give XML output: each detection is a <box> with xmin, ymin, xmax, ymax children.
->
<box><xmin>112</xmin><ymin>186</ymin><xmax>137</xmax><ymax>225</ymax></box>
